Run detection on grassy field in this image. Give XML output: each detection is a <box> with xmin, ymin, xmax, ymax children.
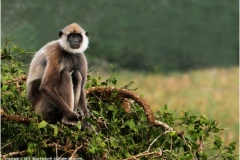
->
<box><xmin>91</xmin><ymin>66</ymin><xmax>239</xmax><ymax>153</ymax></box>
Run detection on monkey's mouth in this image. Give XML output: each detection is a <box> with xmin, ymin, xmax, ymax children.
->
<box><xmin>70</xmin><ymin>45</ymin><xmax>80</xmax><ymax>49</ymax></box>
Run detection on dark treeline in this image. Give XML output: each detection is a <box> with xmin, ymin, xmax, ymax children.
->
<box><xmin>1</xmin><ymin>0</ymin><xmax>238</xmax><ymax>72</ymax></box>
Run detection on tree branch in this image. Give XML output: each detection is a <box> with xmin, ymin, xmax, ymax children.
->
<box><xmin>1</xmin><ymin>108</ymin><xmax>31</xmax><ymax>124</ymax></box>
<box><xmin>1</xmin><ymin>150</ymin><xmax>28</xmax><ymax>159</ymax></box>
<box><xmin>69</xmin><ymin>145</ymin><xmax>83</xmax><ymax>159</ymax></box>
<box><xmin>85</xmin><ymin>86</ymin><xmax>173</xmax><ymax>130</ymax></box>
<box><xmin>1</xmin><ymin>142</ymin><xmax>77</xmax><ymax>158</ymax></box>
<box><xmin>146</xmin><ymin>130</ymin><xmax>171</xmax><ymax>152</ymax></box>
<box><xmin>122</xmin><ymin>150</ymin><xmax>162</xmax><ymax>160</ymax></box>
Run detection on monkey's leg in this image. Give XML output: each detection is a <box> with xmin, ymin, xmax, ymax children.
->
<box><xmin>27</xmin><ymin>79</ymin><xmax>42</xmax><ymax>107</ymax></box>
<box><xmin>34</xmin><ymin>96</ymin><xmax>63</xmax><ymax>123</ymax></box>
<box><xmin>57</xmin><ymin>70</ymin><xmax>79</xmax><ymax>125</ymax></box>
<box><xmin>28</xmin><ymin>79</ymin><xmax>63</xmax><ymax>122</ymax></box>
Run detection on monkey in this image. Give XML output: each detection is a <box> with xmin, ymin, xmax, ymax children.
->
<box><xmin>27</xmin><ymin>23</ymin><xmax>90</xmax><ymax>128</ymax></box>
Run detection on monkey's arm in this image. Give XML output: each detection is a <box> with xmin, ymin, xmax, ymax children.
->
<box><xmin>79</xmin><ymin>90</ymin><xmax>88</xmax><ymax>117</ymax></box>
<box><xmin>78</xmin><ymin>55</ymin><xmax>89</xmax><ymax>117</ymax></box>
<box><xmin>72</xmin><ymin>70</ymin><xmax>88</xmax><ymax>116</ymax></box>
<box><xmin>79</xmin><ymin>73</ymin><xmax>90</xmax><ymax>129</ymax></box>
<box><xmin>72</xmin><ymin>70</ymin><xmax>82</xmax><ymax>110</ymax></box>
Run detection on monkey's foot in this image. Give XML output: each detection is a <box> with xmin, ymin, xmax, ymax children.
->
<box><xmin>61</xmin><ymin>117</ymin><xmax>78</xmax><ymax>126</ymax></box>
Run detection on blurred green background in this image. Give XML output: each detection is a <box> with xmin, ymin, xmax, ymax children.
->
<box><xmin>1</xmin><ymin>0</ymin><xmax>238</xmax><ymax>72</ymax></box>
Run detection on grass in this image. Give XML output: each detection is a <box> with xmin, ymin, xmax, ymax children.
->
<box><xmin>90</xmin><ymin>66</ymin><xmax>239</xmax><ymax>153</ymax></box>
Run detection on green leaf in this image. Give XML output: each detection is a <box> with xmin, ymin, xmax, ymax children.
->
<box><xmin>76</xmin><ymin>121</ymin><xmax>81</xmax><ymax>130</ymax></box>
<box><xmin>214</xmin><ymin>136</ymin><xmax>222</xmax><ymax>149</ymax></box>
<box><xmin>201</xmin><ymin>152</ymin><xmax>208</xmax><ymax>160</ymax></box>
<box><xmin>92</xmin><ymin>110</ymin><xmax>100</xmax><ymax>116</ymax></box>
<box><xmin>101</xmin><ymin>82</ymin><xmax>107</xmax><ymax>86</ymax></box>
<box><xmin>26</xmin><ymin>135</ymin><xmax>35</xmax><ymax>141</ymax></box>
<box><xmin>54</xmin><ymin>125</ymin><xmax>58</xmax><ymax>137</ymax></box>
<box><xmin>75</xmin><ymin>134</ymin><xmax>79</xmax><ymax>141</ymax></box>
<box><xmin>108</xmin><ymin>77</ymin><xmax>117</xmax><ymax>85</ymax></box>
<box><xmin>124</xmin><ymin>150</ymin><xmax>131</xmax><ymax>158</ymax></box>
<box><xmin>228</xmin><ymin>142</ymin><xmax>236</xmax><ymax>152</ymax></box>
<box><xmin>128</xmin><ymin>145</ymin><xmax>135</xmax><ymax>149</ymax></box>
<box><xmin>84</xmin><ymin>117</ymin><xmax>97</xmax><ymax>126</ymax></box>
<box><xmin>43</xmin><ymin>141</ymin><xmax>47</xmax><ymax>147</ymax></box>
<box><xmin>108</xmin><ymin>105</ymin><xmax>116</xmax><ymax>111</ymax></box>
<box><xmin>39</xmin><ymin>149</ymin><xmax>46</xmax><ymax>157</ymax></box>
<box><xmin>169</xmin><ymin>131</ymin><xmax>176</xmax><ymax>137</ymax></box>
<box><xmin>89</xmin><ymin>146</ymin><xmax>96</xmax><ymax>154</ymax></box>
<box><xmin>110</xmin><ymin>137</ymin><xmax>118</xmax><ymax>149</ymax></box>
<box><xmin>29</xmin><ymin>121</ymin><xmax>36</xmax><ymax>131</ymax></box>
<box><xmin>38</xmin><ymin>120</ymin><xmax>48</xmax><ymax>129</ymax></box>
<box><xmin>127</xmin><ymin>119</ymin><xmax>137</xmax><ymax>132</ymax></box>
<box><xmin>187</xmin><ymin>125</ymin><xmax>194</xmax><ymax>131</ymax></box>
<box><xmin>27</xmin><ymin>143</ymin><xmax>36</xmax><ymax>154</ymax></box>
<box><xmin>3</xmin><ymin>48</ymin><xmax>8</xmax><ymax>55</ymax></box>
<box><xmin>1</xmin><ymin>85</ymin><xmax>8</xmax><ymax>91</ymax></box>
<box><xmin>1</xmin><ymin>69</ymin><xmax>6</xmax><ymax>76</ymax></box>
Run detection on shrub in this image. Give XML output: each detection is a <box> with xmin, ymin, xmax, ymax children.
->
<box><xmin>1</xmin><ymin>40</ymin><xmax>238</xmax><ymax>159</ymax></box>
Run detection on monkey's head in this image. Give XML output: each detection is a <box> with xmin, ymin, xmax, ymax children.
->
<box><xmin>59</xmin><ymin>23</ymin><xmax>89</xmax><ymax>54</ymax></box>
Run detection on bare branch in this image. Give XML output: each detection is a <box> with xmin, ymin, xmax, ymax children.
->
<box><xmin>1</xmin><ymin>142</ymin><xmax>78</xmax><ymax>159</ymax></box>
<box><xmin>69</xmin><ymin>145</ymin><xmax>83</xmax><ymax>159</ymax></box>
<box><xmin>147</xmin><ymin>130</ymin><xmax>171</xmax><ymax>152</ymax></box>
<box><xmin>1</xmin><ymin>142</ymin><xmax>12</xmax><ymax>149</ymax></box>
<box><xmin>1</xmin><ymin>109</ymin><xmax>31</xmax><ymax>124</ymax></box>
<box><xmin>122</xmin><ymin>150</ymin><xmax>162</xmax><ymax>160</ymax></box>
<box><xmin>2</xmin><ymin>150</ymin><xmax>28</xmax><ymax>159</ymax></box>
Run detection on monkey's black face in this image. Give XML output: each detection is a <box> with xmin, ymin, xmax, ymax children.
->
<box><xmin>67</xmin><ymin>33</ymin><xmax>82</xmax><ymax>49</ymax></box>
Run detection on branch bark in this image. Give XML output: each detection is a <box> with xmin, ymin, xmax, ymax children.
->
<box><xmin>86</xmin><ymin>86</ymin><xmax>173</xmax><ymax>130</ymax></box>
<box><xmin>1</xmin><ymin>142</ymin><xmax>77</xmax><ymax>159</ymax></box>
<box><xmin>1</xmin><ymin>108</ymin><xmax>31</xmax><ymax>124</ymax></box>
<box><xmin>122</xmin><ymin>150</ymin><xmax>162</xmax><ymax>160</ymax></box>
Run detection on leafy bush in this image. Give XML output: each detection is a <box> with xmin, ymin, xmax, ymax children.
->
<box><xmin>1</xmin><ymin>41</ymin><xmax>238</xmax><ymax>159</ymax></box>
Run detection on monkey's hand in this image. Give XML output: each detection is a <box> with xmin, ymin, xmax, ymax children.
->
<box><xmin>82</xmin><ymin>120</ymin><xmax>92</xmax><ymax>130</ymax></box>
<box><xmin>61</xmin><ymin>111</ymin><xmax>81</xmax><ymax>126</ymax></box>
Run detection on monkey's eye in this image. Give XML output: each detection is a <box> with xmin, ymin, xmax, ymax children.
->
<box><xmin>67</xmin><ymin>34</ymin><xmax>82</xmax><ymax>41</ymax></box>
<box><xmin>68</xmin><ymin>35</ymin><xmax>74</xmax><ymax>41</ymax></box>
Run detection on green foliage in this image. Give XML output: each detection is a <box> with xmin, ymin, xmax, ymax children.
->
<box><xmin>1</xmin><ymin>40</ymin><xmax>30</xmax><ymax>116</ymax></box>
<box><xmin>1</xmin><ymin>43</ymin><xmax>238</xmax><ymax>159</ymax></box>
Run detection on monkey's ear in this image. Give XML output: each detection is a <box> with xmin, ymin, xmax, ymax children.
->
<box><xmin>85</xmin><ymin>31</ymin><xmax>89</xmax><ymax>37</ymax></box>
<box><xmin>59</xmin><ymin>31</ymin><xmax>63</xmax><ymax>38</ymax></box>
